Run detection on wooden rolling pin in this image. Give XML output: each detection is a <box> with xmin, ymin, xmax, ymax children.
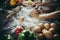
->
<box><xmin>6</xmin><ymin>6</ymin><xmax>21</xmax><ymax>19</ymax></box>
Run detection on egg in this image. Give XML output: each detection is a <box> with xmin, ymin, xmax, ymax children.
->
<box><xmin>53</xmin><ymin>34</ymin><xmax>59</xmax><ymax>40</ymax></box>
<box><xmin>42</xmin><ymin>29</ymin><xmax>48</xmax><ymax>33</ymax></box>
<box><xmin>36</xmin><ymin>33</ymin><xmax>44</xmax><ymax>39</ymax></box>
<box><xmin>49</xmin><ymin>28</ymin><xmax>55</xmax><ymax>33</ymax></box>
<box><xmin>33</xmin><ymin>26</ymin><xmax>42</xmax><ymax>33</ymax></box>
<box><xmin>54</xmin><ymin>34</ymin><xmax>59</xmax><ymax>38</ymax></box>
<box><xmin>19</xmin><ymin>17</ymin><xmax>24</xmax><ymax>22</ymax></box>
<box><xmin>43</xmin><ymin>31</ymin><xmax>53</xmax><ymax>39</ymax></box>
<box><xmin>44</xmin><ymin>23</ymin><xmax>50</xmax><ymax>30</ymax></box>
<box><xmin>50</xmin><ymin>23</ymin><xmax>57</xmax><ymax>28</ymax></box>
<box><xmin>38</xmin><ymin>23</ymin><xmax>44</xmax><ymax>30</ymax></box>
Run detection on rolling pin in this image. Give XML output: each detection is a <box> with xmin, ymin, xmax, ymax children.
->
<box><xmin>6</xmin><ymin>6</ymin><xmax>21</xmax><ymax>19</ymax></box>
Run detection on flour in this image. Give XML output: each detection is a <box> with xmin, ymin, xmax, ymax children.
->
<box><xmin>4</xmin><ymin>6</ymin><xmax>50</xmax><ymax>34</ymax></box>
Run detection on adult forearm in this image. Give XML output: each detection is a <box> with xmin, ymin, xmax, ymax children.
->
<box><xmin>39</xmin><ymin>10</ymin><xmax>60</xmax><ymax>20</ymax></box>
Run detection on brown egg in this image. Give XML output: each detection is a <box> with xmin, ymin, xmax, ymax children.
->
<box><xmin>35</xmin><ymin>33</ymin><xmax>44</xmax><ymax>40</ymax></box>
<box><xmin>53</xmin><ymin>34</ymin><xmax>59</xmax><ymax>40</ymax></box>
<box><xmin>43</xmin><ymin>31</ymin><xmax>53</xmax><ymax>39</ymax></box>
<box><xmin>54</xmin><ymin>34</ymin><xmax>59</xmax><ymax>38</ymax></box>
<box><xmin>30</xmin><ymin>10</ymin><xmax>39</xmax><ymax>19</ymax></box>
<box><xmin>19</xmin><ymin>17</ymin><xmax>24</xmax><ymax>22</ymax></box>
<box><xmin>49</xmin><ymin>28</ymin><xmax>55</xmax><ymax>33</ymax></box>
<box><xmin>38</xmin><ymin>23</ymin><xmax>44</xmax><ymax>30</ymax></box>
<box><xmin>33</xmin><ymin>26</ymin><xmax>42</xmax><ymax>33</ymax></box>
<box><xmin>50</xmin><ymin>23</ymin><xmax>57</xmax><ymax>28</ymax></box>
<box><xmin>36</xmin><ymin>33</ymin><xmax>44</xmax><ymax>38</ymax></box>
<box><xmin>42</xmin><ymin>29</ymin><xmax>48</xmax><ymax>33</ymax></box>
<box><xmin>44</xmin><ymin>23</ymin><xmax>50</xmax><ymax>30</ymax></box>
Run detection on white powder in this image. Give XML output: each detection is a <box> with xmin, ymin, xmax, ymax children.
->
<box><xmin>5</xmin><ymin>7</ymin><xmax>50</xmax><ymax>34</ymax></box>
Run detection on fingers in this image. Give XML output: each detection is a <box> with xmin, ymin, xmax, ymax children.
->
<box><xmin>30</xmin><ymin>10</ymin><xmax>39</xmax><ymax>19</ymax></box>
